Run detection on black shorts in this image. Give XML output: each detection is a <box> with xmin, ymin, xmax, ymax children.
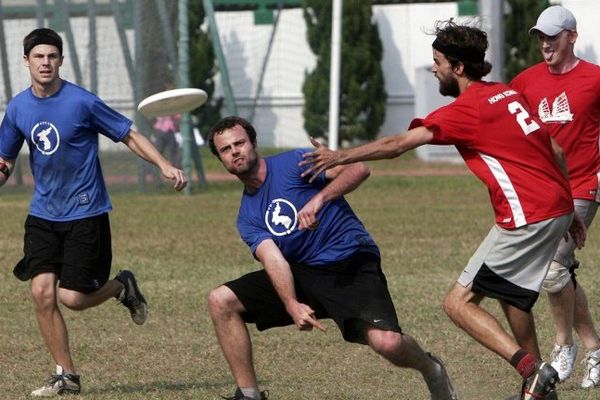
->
<box><xmin>224</xmin><ymin>252</ymin><xmax>402</xmax><ymax>344</ymax></box>
<box><xmin>13</xmin><ymin>214</ymin><xmax>112</xmax><ymax>293</ymax></box>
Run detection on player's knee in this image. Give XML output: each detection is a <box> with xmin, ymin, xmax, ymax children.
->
<box><xmin>442</xmin><ymin>290</ymin><xmax>461</xmax><ymax>319</ymax></box>
<box><xmin>207</xmin><ymin>285</ymin><xmax>238</xmax><ymax>316</ymax></box>
<box><xmin>543</xmin><ymin>261</ymin><xmax>571</xmax><ymax>294</ymax></box>
<box><xmin>59</xmin><ymin>291</ymin><xmax>87</xmax><ymax>310</ymax></box>
<box><xmin>368</xmin><ymin>329</ymin><xmax>402</xmax><ymax>355</ymax></box>
<box><xmin>31</xmin><ymin>284</ymin><xmax>57</xmax><ymax>310</ymax></box>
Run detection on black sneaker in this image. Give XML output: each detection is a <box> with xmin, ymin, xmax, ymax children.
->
<box><xmin>505</xmin><ymin>389</ymin><xmax>558</xmax><ymax>400</ymax></box>
<box><xmin>519</xmin><ymin>362</ymin><xmax>559</xmax><ymax>400</ymax></box>
<box><xmin>425</xmin><ymin>353</ymin><xmax>458</xmax><ymax>400</ymax></box>
<box><xmin>222</xmin><ymin>387</ymin><xmax>269</xmax><ymax>400</ymax></box>
<box><xmin>115</xmin><ymin>270</ymin><xmax>148</xmax><ymax>325</ymax></box>
<box><xmin>31</xmin><ymin>365</ymin><xmax>81</xmax><ymax>397</ymax></box>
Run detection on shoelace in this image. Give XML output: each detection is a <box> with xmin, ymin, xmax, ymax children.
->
<box><xmin>551</xmin><ymin>346</ymin><xmax>574</xmax><ymax>371</ymax></box>
<box><xmin>583</xmin><ymin>354</ymin><xmax>600</xmax><ymax>369</ymax></box>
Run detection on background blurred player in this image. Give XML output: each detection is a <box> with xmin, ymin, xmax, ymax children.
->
<box><xmin>511</xmin><ymin>5</ymin><xmax>600</xmax><ymax>388</ymax></box>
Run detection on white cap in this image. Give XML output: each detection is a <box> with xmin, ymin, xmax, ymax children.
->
<box><xmin>529</xmin><ymin>6</ymin><xmax>577</xmax><ymax>36</ymax></box>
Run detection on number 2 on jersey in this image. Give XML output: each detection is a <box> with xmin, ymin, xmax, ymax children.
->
<box><xmin>508</xmin><ymin>101</ymin><xmax>540</xmax><ymax>135</ymax></box>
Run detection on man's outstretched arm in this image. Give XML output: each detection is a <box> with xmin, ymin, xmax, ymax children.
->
<box><xmin>299</xmin><ymin>126</ymin><xmax>434</xmax><ymax>181</ymax></box>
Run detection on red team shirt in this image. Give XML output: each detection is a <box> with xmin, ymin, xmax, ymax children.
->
<box><xmin>410</xmin><ymin>81</ymin><xmax>573</xmax><ymax>229</ymax></box>
<box><xmin>511</xmin><ymin>60</ymin><xmax>600</xmax><ymax>201</ymax></box>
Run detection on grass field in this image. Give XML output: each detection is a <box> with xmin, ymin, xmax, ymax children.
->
<box><xmin>1</xmin><ymin>155</ymin><xmax>600</xmax><ymax>399</ymax></box>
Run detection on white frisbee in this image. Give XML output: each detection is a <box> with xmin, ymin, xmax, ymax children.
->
<box><xmin>137</xmin><ymin>88</ymin><xmax>208</xmax><ymax>117</ymax></box>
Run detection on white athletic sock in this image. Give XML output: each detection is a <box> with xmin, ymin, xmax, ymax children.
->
<box><xmin>240</xmin><ymin>387</ymin><xmax>261</xmax><ymax>400</ymax></box>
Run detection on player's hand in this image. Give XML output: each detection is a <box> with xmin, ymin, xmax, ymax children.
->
<box><xmin>299</xmin><ymin>137</ymin><xmax>341</xmax><ymax>183</ymax></box>
<box><xmin>298</xmin><ymin>195</ymin><xmax>324</xmax><ymax>230</ymax></box>
<box><xmin>161</xmin><ymin>165</ymin><xmax>188</xmax><ymax>191</ymax></box>
<box><xmin>287</xmin><ymin>301</ymin><xmax>326</xmax><ymax>332</ymax></box>
<box><xmin>0</xmin><ymin>157</ymin><xmax>11</xmax><ymax>186</ymax></box>
<box><xmin>567</xmin><ymin>212</ymin><xmax>586</xmax><ymax>249</ymax></box>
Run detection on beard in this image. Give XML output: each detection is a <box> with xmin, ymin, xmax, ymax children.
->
<box><xmin>226</xmin><ymin>153</ymin><xmax>258</xmax><ymax>177</ymax></box>
<box><xmin>438</xmin><ymin>74</ymin><xmax>460</xmax><ymax>98</ymax></box>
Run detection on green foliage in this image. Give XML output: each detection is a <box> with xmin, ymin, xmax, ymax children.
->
<box><xmin>504</xmin><ymin>0</ymin><xmax>550</xmax><ymax>81</ymax></box>
<box><xmin>302</xmin><ymin>0</ymin><xmax>387</xmax><ymax>145</ymax></box>
<box><xmin>188</xmin><ymin>1</ymin><xmax>223</xmax><ymax>136</ymax></box>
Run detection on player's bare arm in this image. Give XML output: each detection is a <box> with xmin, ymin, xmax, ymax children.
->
<box><xmin>255</xmin><ymin>239</ymin><xmax>326</xmax><ymax>332</ymax></box>
<box><xmin>298</xmin><ymin>163</ymin><xmax>370</xmax><ymax>230</ymax></box>
<box><xmin>300</xmin><ymin>126</ymin><xmax>434</xmax><ymax>181</ymax></box>
<box><xmin>568</xmin><ymin>212</ymin><xmax>586</xmax><ymax>249</ymax></box>
<box><xmin>122</xmin><ymin>129</ymin><xmax>188</xmax><ymax>191</ymax></box>
<box><xmin>550</xmin><ymin>137</ymin><xmax>570</xmax><ymax>180</ymax></box>
<box><xmin>0</xmin><ymin>156</ymin><xmax>15</xmax><ymax>187</ymax></box>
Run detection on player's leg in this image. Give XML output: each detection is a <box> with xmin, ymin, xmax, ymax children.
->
<box><xmin>573</xmin><ymin>284</ymin><xmax>600</xmax><ymax>350</ymax></box>
<box><xmin>449</xmin><ymin>215</ymin><xmax>571</xmax><ymax>398</ymax></box>
<box><xmin>56</xmin><ymin>213</ymin><xmax>147</xmax><ymax>324</ymax></box>
<box><xmin>573</xmin><ymin>283</ymin><xmax>600</xmax><ymax>388</ymax></box>
<box><xmin>303</xmin><ymin>253</ymin><xmax>456</xmax><ymax>399</ymax></box>
<box><xmin>363</xmin><ymin>326</ymin><xmax>457</xmax><ymax>399</ymax></box>
<box><xmin>18</xmin><ymin>216</ymin><xmax>81</xmax><ymax>396</ymax></box>
<box><xmin>545</xmin><ymin>200</ymin><xmax>600</xmax><ymax>382</ymax></box>
<box><xmin>58</xmin><ymin>281</ymin><xmax>121</xmax><ymax>310</ymax></box>
<box><xmin>31</xmin><ymin>273</ymin><xmax>81</xmax><ymax>397</ymax></box>
<box><xmin>500</xmin><ymin>300</ymin><xmax>541</xmax><ymax>358</ymax></box>
<box><xmin>444</xmin><ymin>282</ymin><xmax>521</xmax><ymax>360</ymax></box>
<box><xmin>31</xmin><ymin>272</ymin><xmax>76</xmax><ymax>373</ymax></box>
<box><xmin>208</xmin><ymin>285</ymin><xmax>259</xmax><ymax>389</ymax></box>
<box><xmin>209</xmin><ymin>270</ymin><xmax>283</xmax><ymax>400</ymax></box>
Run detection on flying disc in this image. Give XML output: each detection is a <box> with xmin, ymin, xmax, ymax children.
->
<box><xmin>137</xmin><ymin>88</ymin><xmax>208</xmax><ymax>117</ymax></box>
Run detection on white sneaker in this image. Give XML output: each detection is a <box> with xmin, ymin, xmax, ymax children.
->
<box><xmin>550</xmin><ymin>343</ymin><xmax>577</xmax><ymax>382</ymax></box>
<box><xmin>31</xmin><ymin>365</ymin><xmax>81</xmax><ymax>397</ymax></box>
<box><xmin>581</xmin><ymin>349</ymin><xmax>600</xmax><ymax>389</ymax></box>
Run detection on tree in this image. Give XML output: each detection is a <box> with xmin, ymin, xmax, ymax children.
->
<box><xmin>188</xmin><ymin>1</ymin><xmax>223</xmax><ymax>136</ymax></box>
<box><xmin>504</xmin><ymin>0</ymin><xmax>550</xmax><ymax>81</ymax></box>
<box><xmin>303</xmin><ymin>0</ymin><xmax>387</xmax><ymax>145</ymax></box>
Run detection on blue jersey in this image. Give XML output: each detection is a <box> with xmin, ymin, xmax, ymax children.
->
<box><xmin>0</xmin><ymin>80</ymin><xmax>132</xmax><ymax>221</ymax></box>
<box><xmin>237</xmin><ymin>149</ymin><xmax>379</xmax><ymax>266</ymax></box>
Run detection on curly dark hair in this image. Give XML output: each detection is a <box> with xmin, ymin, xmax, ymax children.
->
<box><xmin>208</xmin><ymin>116</ymin><xmax>257</xmax><ymax>158</ymax></box>
<box><xmin>432</xmin><ymin>19</ymin><xmax>492</xmax><ymax>80</ymax></box>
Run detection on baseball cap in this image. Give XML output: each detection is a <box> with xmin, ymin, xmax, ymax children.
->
<box><xmin>529</xmin><ymin>6</ymin><xmax>577</xmax><ymax>36</ymax></box>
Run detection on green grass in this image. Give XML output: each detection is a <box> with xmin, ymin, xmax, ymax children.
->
<box><xmin>1</xmin><ymin>160</ymin><xmax>600</xmax><ymax>399</ymax></box>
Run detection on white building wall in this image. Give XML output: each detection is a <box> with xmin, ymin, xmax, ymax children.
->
<box><xmin>214</xmin><ymin>3</ymin><xmax>458</xmax><ymax>147</ymax></box>
<box><xmin>562</xmin><ymin>0</ymin><xmax>600</xmax><ymax>64</ymax></box>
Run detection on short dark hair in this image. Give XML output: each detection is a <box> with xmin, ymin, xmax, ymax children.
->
<box><xmin>23</xmin><ymin>28</ymin><xmax>63</xmax><ymax>56</ymax></box>
<box><xmin>208</xmin><ymin>116</ymin><xmax>257</xmax><ymax>158</ymax></box>
<box><xmin>432</xmin><ymin>20</ymin><xmax>492</xmax><ymax>80</ymax></box>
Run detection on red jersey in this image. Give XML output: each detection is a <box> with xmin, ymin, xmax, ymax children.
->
<box><xmin>410</xmin><ymin>81</ymin><xmax>573</xmax><ymax>229</ymax></box>
<box><xmin>510</xmin><ymin>60</ymin><xmax>600</xmax><ymax>200</ymax></box>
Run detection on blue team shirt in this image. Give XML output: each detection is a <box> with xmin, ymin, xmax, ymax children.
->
<box><xmin>237</xmin><ymin>149</ymin><xmax>379</xmax><ymax>266</ymax></box>
<box><xmin>0</xmin><ymin>80</ymin><xmax>132</xmax><ymax>221</ymax></box>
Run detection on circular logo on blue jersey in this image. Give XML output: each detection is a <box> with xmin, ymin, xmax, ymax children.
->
<box><xmin>265</xmin><ymin>198</ymin><xmax>298</xmax><ymax>236</ymax></box>
<box><xmin>31</xmin><ymin>121</ymin><xmax>60</xmax><ymax>155</ymax></box>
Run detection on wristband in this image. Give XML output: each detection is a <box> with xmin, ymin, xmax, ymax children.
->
<box><xmin>0</xmin><ymin>163</ymin><xmax>9</xmax><ymax>178</ymax></box>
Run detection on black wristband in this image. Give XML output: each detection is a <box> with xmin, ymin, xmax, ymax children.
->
<box><xmin>0</xmin><ymin>163</ymin><xmax>9</xmax><ymax>178</ymax></box>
